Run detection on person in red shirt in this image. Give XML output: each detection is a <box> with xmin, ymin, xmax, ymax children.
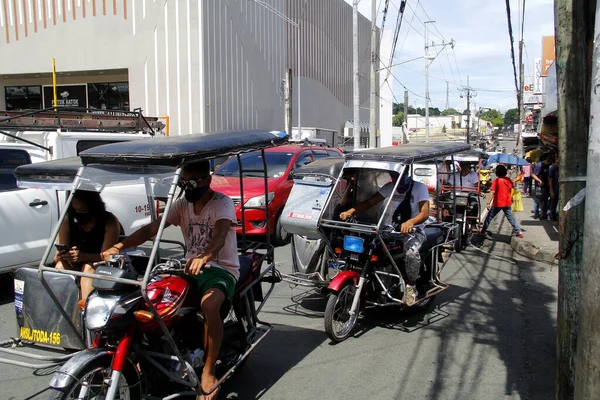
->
<box><xmin>480</xmin><ymin>165</ymin><xmax>524</xmax><ymax>238</ymax></box>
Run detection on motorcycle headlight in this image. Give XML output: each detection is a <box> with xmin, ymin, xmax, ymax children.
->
<box><xmin>85</xmin><ymin>293</ymin><xmax>120</xmax><ymax>331</ymax></box>
<box><xmin>244</xmin><ymin>192</ymin><xmax>274</xmax><ymax>207</ymax></box>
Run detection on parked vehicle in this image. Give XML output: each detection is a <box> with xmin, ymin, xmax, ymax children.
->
<box><xmin>281</xmin><ymin>142</ymin><xmax>471</xmax><ymax>342</ymax></box>
<box><xmin>0</xmin><ymin>108</ymin><xmax>164</xmax><ymax>273</ymax></box>
<box><xmin>211</xmin><ymin>139</ymin><xmax>343</xmax><ymax>245</ymax></box>
<box><xmin>0</xmin><ymin>130</ymin><xmax>286</xmax><ymax>399</ymax></box>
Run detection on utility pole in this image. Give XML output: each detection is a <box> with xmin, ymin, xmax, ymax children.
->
<box><xmin>554</xmin><ymin>0</ymin><xmax>595</xmax><ymax>398</ymax></box>
<box><xmin>575</xmin><ymin>4</ymin><xmax>600</xmax><ymax>398</ymax></box>
<box><xmin>518</xmin><ymin>38</ymin><xmax>525</xmax><ymax>155</ymax></box>
<box><xmin>353</xmin><ymin>0</ymin><xmax>360</xmax><ymax>149</ymax></box>
<box><xmin>284</xmin><ymin>69</ymin><xmax>292</xmax><ymax>138</ymax></box>
<box><xmin>424</xmin><ymin>21</ymin><xmax>432</xmax><ymax>143</ymax></box>
<box><xmin>466</xmin><ymin>78</ymin><xmax>471</xmax><ymax>144</ymax></box>
<box><xmin>369</xmin><ymin>0</ymin><xmax>378</xmax><ymax>148</ymax></box>
<box><xmin>403</xmin><ymin>90</ymin><xmax>409</xmax><ymax>143</ymax></box>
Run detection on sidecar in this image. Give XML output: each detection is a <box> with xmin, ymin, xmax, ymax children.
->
<box><xmin>0</xmin><ymin>130</ymin><xmax>288</xmax><ymax>399</ymax></box>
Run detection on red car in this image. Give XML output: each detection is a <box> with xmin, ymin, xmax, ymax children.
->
<box><xmin>211</xmin><ymin>143</ymin><xmax>343</xmax><ymax>244</ymax></box>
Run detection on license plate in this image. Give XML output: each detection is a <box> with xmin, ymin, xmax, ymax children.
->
<box><xmin>343</xmin><ymin>235</ymin><xmax>364</xmax><ymax>253</ymax></box>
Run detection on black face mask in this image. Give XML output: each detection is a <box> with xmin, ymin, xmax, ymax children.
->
<box><xmin>184</xmin><ymin>186</ymin><xmax>209</xmax><ymax>203</ymax></box>
<box><xmin>74</xmin><ymin>212</ymin><xmax>93</xmax><ymax>225</ymax></box>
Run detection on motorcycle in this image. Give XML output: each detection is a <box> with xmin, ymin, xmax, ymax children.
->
<box><xmin>281</xmin><ymin>142</ymin><xmax>471</xmax><ymax>342</ymax></box>
<box><xmin>1</xmin><ymin>130</ymin><xmax>287</xmax><ymax>399</ymax></box>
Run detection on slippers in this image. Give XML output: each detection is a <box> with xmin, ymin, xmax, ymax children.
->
<box><xmin>199</xmin><ymin>385</ymin><xmax>221</xmax><ymax>400</ymax></box>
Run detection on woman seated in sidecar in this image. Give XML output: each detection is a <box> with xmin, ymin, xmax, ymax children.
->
<box><xmin>54</xmin><ymin>190</ymin><xmax>121</xmax><ymax>302</ymax></box>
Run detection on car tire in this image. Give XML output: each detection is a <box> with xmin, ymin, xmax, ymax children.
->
<box><xmin>272</xmin><ymin>212</ymin><xmax>291</xmax><ymax>246</ymax></box>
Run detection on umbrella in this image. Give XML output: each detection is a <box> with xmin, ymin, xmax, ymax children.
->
<box><xmin>485</xmin><ymin>153</ymin><xmax>530</xmax><ymax>166</ymax></box>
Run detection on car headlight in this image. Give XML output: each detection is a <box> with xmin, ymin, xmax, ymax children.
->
<box><xmin>85</xmin><ymin>293</ymin><xmax>120</xmax><ymax>331</ymax></box>
<box><xmin>244</xmin><ymin>192</ymin><xmax>275</xmax><ymax>207</ymax></box>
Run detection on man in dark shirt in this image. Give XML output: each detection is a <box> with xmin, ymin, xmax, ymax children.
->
<box><xmin>532</xmin><ymin>154</ymin><xmax>551</xmax><ymax>220</ymax></box>
<box><xmin>548</xmin><ymin>158</ymin><xmax>559</xmax><ymax>222</ymax></box>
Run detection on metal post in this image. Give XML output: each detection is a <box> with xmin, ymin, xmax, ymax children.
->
<box><xmin>51</xmin><ymin>58</ymin><xmax>58</xmax><ymax>111</ymax></box>
<box><xmin>424</xmin><ymin>22</ymin><xmax>430</xmax><ymax>143</ymax></box>
<box><xmin>574</xmin><ymin>3</ymin><xmax>600</xmax><ymax>398</ymax></box>
<box><xmin>555</xmin><ymin>0</ymin><xmax>595</xmax><ymax>397</ymax></box>
<box><xmin>466</xmin><ymin>76</ymin><xmax>470</xmax><ymax>144</ymax></box>
<box><xmin>518</xmin><ymin>39</ymin><xmax>525</xmax><ymax>155</ymax></box>
<box><xmin>369</xmin><ymin>0</ymin><xmax>378</xmax><ymax>148</ymax></box>
<box><xmin>403</xmin><ymin>90</ymin><xmax>408</xmax><ymax>124</ymax></box>
<box><xmin>445</xmin><ymin>82</ymin><xmax>449</xmax><ymax>110</ymax></box>
<box><xmin>353</xmin><ymin>0</ymin><xmax>360</xmax><ymax>149</ymax></box>
<box><xmin>285</xmin><ymin>69</ymin><xmax>292</xmax><ymax>137</ymax></box>
<box><xmin>297</xmin><ymin>13</ymin><xmax>302</xmax><ymax>140</ymax></box>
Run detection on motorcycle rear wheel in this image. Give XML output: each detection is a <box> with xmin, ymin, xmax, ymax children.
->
<box><xmin>324</xmin><ymin>283</ymin><xmax>358</xmax><ymax>343</ymax></box>
<box><xmin>46</xmin><ymin>357</ymin><xmax>141</xmax><ymax>400</ymax></box>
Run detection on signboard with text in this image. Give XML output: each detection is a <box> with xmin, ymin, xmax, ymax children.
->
<box><xmin>534</xmin><ymin>58</ymin><xmax>543</xmax><ymax>94</ymax></box>
<box><xmin>42</xmin><ymin>84</ymin><xmax>88</xmax><ymax>108</ymax></box>
<box><xmin>541</xmin><ymin>36</ymin><xmax>555</xmax><ymax>77</ymax></box>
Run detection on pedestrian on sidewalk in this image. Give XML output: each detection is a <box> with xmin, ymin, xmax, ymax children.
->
<box><xmin>522</xmin><ymin>157</ymin><xmax>532</xmax><ymax>196</ymax></box>
<box><xmin>532</xmin><ymin>154</ymin><xmax>551</xmax><ymax>220</ymax></box>
<box><xmin>548</xmin><ymin>157</ymin><xmax>559</xmax><ymax>223</ymax></box>
<box><xmin>480</xmin><ymin>165</ymin><xmax>524</xmax><ymax>238</ymax></box>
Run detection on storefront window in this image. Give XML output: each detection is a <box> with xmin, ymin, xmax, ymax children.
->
<box><xmin>4</xmin><ymin>86</ymin><xmax>42</xmax><ymax>110</ymax></box>
<box><xmin>88</xmin><ymin>82</ymin><xmax>129</xmax><ymax>111</ymax></box>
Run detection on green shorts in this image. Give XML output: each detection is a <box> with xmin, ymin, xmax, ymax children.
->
<box><xmin>188</xmin><ymin>266</ymin><xmax>237</xmax><ymax>316</ymax></box>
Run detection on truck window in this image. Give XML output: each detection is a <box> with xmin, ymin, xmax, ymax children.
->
<box><xmin>76</xmin><ymin>140</ymin><xmax>120</xmax><ymax>155</ymax></box>
<box><xmin>0</xmin><ymin>149</ymin><xmax>31</xmax><ymax>191</ymax></box>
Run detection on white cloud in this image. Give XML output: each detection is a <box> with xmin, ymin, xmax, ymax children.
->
<box><xmin>345</xmin><ymin>0</ymin><xmax>554</xmax><ymax>112</ymax></box>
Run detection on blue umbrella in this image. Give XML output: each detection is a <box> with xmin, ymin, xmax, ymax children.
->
<box><xmin>485</xmin><ymin>153</ymin><xmax>530</xmax><ymax>166</ymax></box>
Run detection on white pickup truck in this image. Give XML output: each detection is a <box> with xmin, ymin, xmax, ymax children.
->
<box><xmin>0</xmin><ymin>131</ymin><xmax>158</xmax><ymax>273</ymax></box>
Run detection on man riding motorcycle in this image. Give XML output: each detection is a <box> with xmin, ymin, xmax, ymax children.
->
<box><xmin>103</xmin><ymin>160</ymin><xmax>238</xmax><ymax>400</ymax></box>
<box><xmin>339</xmin><ymin>168</ymin><xmax>430</xmax><ymax>306</ymax></box>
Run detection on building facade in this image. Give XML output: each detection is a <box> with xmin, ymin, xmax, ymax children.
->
<box><xmin>0</xmin><ymin>0</ymin><xmax>375</xmax><ymax>137</ymax></box>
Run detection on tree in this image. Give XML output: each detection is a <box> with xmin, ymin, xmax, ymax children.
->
<box><xmin>504</xmin><ymin>108</ymin><xmax>519</xmax><ymax>127</ymax></box>
<box><xmin>393</xmin><ymin>103</ymin><xmax>402</xmax><ymax>115</ymax></box>
<box><xmin>480</xmin><ymin>109</ymin><xmax>502</xmax><ymax>121</ymax></box>
<box><xmin>441</xmin><ymin>108</ymin><xmax>460</xmax><ymax>116</ymax></box>
<box><xmin>491</xmin><ymin>116</ymin><xmax>504</xmax><ymax>127</ymax></box>
<box><xmin>392</xmin><ymin>112</ymin><xmax>404</xmax><ymax>127</ymax></box>
<box><xmin>429</xmin><ymin>107</ymin><xmax>441</xmax><ymax>116</ymax></box>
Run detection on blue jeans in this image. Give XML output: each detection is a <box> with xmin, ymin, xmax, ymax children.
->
<box><xmin>533</xmin><ymin>189</ymin><xmax>550</xmax><ymax>218</ymax></box>
<box><xmin>482</xmin><ymin>206</ymin><xmax>523</xmax><ymax>234</ymax></box>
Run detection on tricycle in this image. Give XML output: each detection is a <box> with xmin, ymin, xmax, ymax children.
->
<box><xmin>0</xmin><ymin>130</ymin><xmax>287</xmax><ymax>399</ymax></box>
<box><xmin>281</xmin><ymin>142</ymin><xmax>471</xmax><ymax>342</ymax></box>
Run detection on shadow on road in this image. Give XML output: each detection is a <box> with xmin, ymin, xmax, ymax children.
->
<box><xmin>221</xmin><ymin>324</ymin><xmax>325</xmax><ymax>399</ymax></box>
<box><xmin>407</xmin><ymin>214</ymin><xmax>556</xmax><ymax>400</ymax></box>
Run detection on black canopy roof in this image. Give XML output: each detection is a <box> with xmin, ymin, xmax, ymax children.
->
<box><xmin>14</xmin><ymin>156</ymin><xmax>81</xmax><ymax>183</ymax></box>
<box><xmin>79</xmin><ymin>130</ymin><xmax>289</xmax><ymax>166</ymax></box>
<box><xmin>346</xmin><ymin>142</ymin><xmax>472</xmax><ymax>163</ymax></box>
<box><xmin>292</xmin><ymin>157</ymin><xmax>345</xmax><ymax>178</ymax></box>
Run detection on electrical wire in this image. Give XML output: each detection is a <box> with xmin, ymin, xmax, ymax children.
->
<box><xmin>504</xmin><ymin>0</ymin><xmax>520</xmax><ymax>106</ymax></box>
<box><xmin>451</xmin><ymin>47</ymin><xmax>463</xmax><ymax>86</ymax></box>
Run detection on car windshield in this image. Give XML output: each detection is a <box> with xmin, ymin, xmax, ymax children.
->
<box><xmin>214</xmin><ymin>151</ymin><xmax>293</xmax><ymax>178</ymax></box>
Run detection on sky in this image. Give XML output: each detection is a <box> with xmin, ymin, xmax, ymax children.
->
<box><xmin>344</xmin><ymin>0</ymin><xmax>555</xmax><ymax>113</ymax></box>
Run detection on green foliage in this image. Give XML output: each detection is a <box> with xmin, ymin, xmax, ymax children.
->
<box><xmin>392</xmin><ymin>113</ymin><xmax>404</xmax><ymax>127</ymax></box>
<box><xmin>504</xmin><ymin>108</ymin><xmax>519</xmax><ymax>126</ymax></box>
<box><xmin>491</xmin><ymin>116</ymin><xmax>504</xmax><ymax>127</ymax></box>
<box><xmin>441</xmin><ymin>108</ymin><xmax>461</xmax><ymax>116</ymax></box>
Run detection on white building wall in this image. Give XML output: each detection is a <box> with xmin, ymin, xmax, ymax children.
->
<box><xmin>0</xmin><ymin>0</ymin><xmax>373</xmax><ymax>137</ymax></box>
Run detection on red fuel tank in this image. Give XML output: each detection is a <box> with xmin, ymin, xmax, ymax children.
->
<box><xmin>139</xmin><ymin>275</ymin><xmax>191</xmax><ymax>333</ymax></box>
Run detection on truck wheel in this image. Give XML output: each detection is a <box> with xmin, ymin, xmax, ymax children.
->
<box><xmin>324</xmin><ymin>283</ymin><xmax>358</xmax><ymax>343</ymax></box>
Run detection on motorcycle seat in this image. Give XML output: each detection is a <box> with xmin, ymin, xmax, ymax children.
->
<box><xmin>421</xmin><ymin>226</ymin><xmax>444</xmax><ymax>253</ymax></box>
<box><xmin>236</xmin><ymin>254</ymin><xmax>254</xmax><ymax>290</ymax></box>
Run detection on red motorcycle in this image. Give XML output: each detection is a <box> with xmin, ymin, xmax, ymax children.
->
<box><xmin>47</xmin><ymin>253</ymin><xmax>276</xmax><ymax>399</ymax></box>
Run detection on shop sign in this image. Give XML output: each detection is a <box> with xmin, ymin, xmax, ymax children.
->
<box><xmin>42</xmin><ymin>84</ymin><xmax>88</xmax><ymax>108</ymax></box>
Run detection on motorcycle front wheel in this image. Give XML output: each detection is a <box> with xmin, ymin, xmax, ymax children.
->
<box><xmin>46</xmin><ymin>357</ymin><xmax>141</xmax><ymax>400</ymax></box>
<box><xmin>324</xmin><ymin>283</ymin><xmax>358</xmax><ymax>343</ymax></box>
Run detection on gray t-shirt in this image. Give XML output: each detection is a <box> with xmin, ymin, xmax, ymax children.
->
<box><xmin>378</xmin><ymin>181</ymin><xmax>430</xmax><ymax>229</ymax></box>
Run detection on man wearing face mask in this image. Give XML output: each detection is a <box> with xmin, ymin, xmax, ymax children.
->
<box><xmin>339</xmin><ymin>168</ymin><xmax>430</xmax><ymax>306</ymax></box>
<box><xmin>102</xmin><ymin>160</ymin><xmax>238</xmax><ymax>400</ymax></box>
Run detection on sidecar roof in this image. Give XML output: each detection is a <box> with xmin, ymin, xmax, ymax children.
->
<box><xmin>14</xmin><ymin>156</ymin><xmax>81</xmax><ymax>185</ymax></box>
<box><xmin>79</xmin><ymin>130</ymin><xmax>289</xmax><ymax>167</ymax></box>
<box><xmin>292</xmin><ymin>157</ymin><xmax>345</xmax><ymax>178</ymax></box>
<box><xmin>346</xmin><ymin>142</ymin><xmax>472</xmax><ymax>164</ymax></box>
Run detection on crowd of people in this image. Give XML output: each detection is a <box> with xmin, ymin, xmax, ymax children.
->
<box><xmin>522</xmin><ymin>153</ymin><xmax>559</xmax><ymax>224</ymax></box>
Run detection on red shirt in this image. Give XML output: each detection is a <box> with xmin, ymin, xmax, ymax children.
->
<box><xmin>491</xmin><ymin>177</ymin><xmax>513</xmax><ymax>208</ymax></box>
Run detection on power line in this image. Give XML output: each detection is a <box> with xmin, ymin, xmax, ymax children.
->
<box><xmin>504</xmin><ymin>0</ymin><xmax>520</xmax><ymax>105</ymax></box>
<box><xmin>444</xmin><ymin>47</ymin><xmax>459</xmax><ymax>86</ymax></box>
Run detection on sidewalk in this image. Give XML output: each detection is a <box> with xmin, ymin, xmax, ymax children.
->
<box><xmin>509</xmin><ymin>195</ymin><xmax>559</xmax><ymax>264</ymax></box>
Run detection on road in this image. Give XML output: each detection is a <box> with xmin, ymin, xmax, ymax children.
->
<box><xmin>0</xmin><ymin>138</ymin><xmax>557</xmax><ymax>400</ymax></box>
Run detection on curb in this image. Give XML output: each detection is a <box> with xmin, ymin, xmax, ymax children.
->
<box><xmin>511</xmin><ymin>236</ymin><xmax>558</xmax><ymax>265</ymax></box>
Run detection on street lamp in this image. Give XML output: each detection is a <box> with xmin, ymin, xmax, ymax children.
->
<box><xmin>251</xmin><ymin>0</ymin><xmax>305</xmax><ymax>139</ymax></box>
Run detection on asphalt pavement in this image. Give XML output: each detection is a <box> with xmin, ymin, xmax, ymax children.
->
<box><xmin>0</xmin><ymin>214</ymin><xmax>558</xmax><ymax>400</ymax></box>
